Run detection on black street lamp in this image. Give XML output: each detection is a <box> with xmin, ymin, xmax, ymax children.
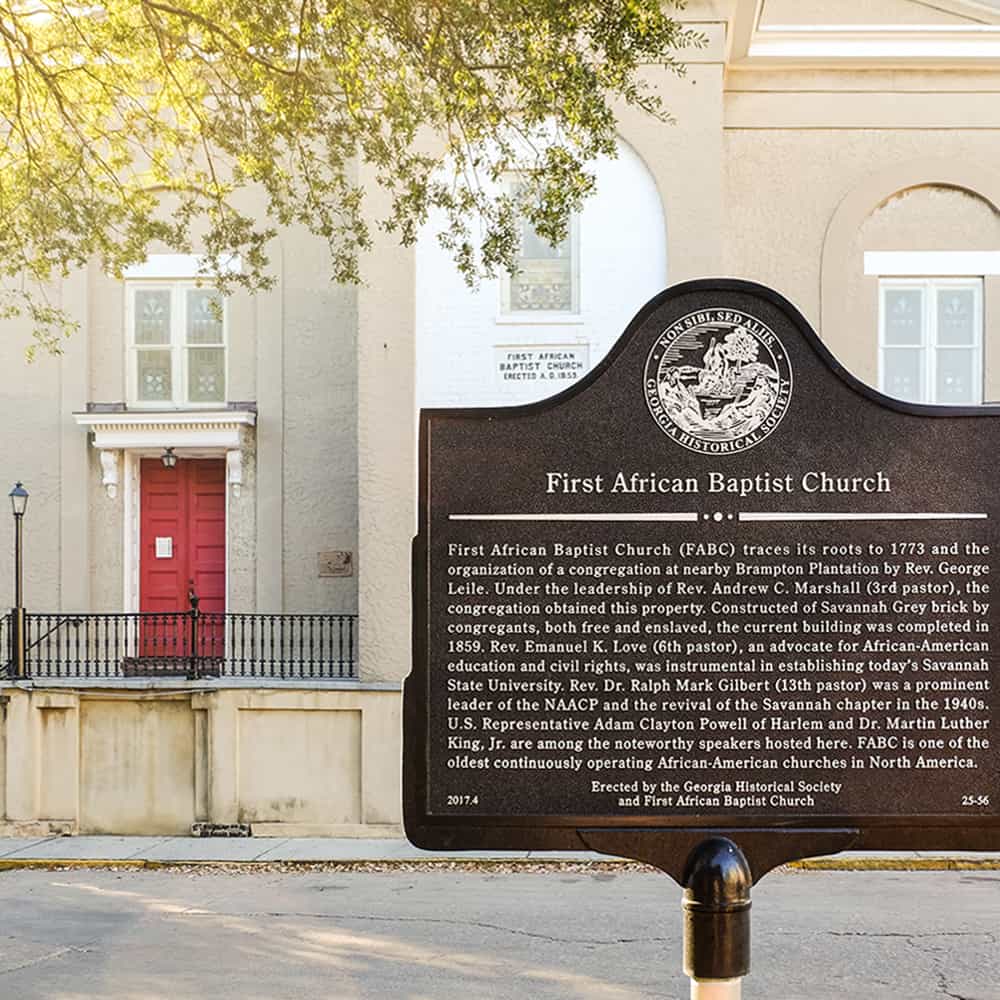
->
<box><xmin>9</xmin><ymin>482</ymin><xmax>27</xmax><ymax>676</ymax></box>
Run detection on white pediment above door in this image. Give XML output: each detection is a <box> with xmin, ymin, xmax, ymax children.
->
<box><xmin>73</xmin><ymin>409</ymin><xmax>256</xmax><ymax>451</ymax></box>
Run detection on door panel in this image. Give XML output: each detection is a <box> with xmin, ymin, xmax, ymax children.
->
<box><xmin>188</xmin><ymin>459</ymin><xmax>226</xmax><ymax>615</ymax></box>
<box><xmin>139</xmin><ymin>458</ymin><xmax>226</xmax><ymax>658</ymax></box>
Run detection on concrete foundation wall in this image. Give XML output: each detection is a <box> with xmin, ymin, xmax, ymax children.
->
<box><xmin>0</xmin><ymin>685</ymin><xmax>401</xmax><ymax>837</ymax></box>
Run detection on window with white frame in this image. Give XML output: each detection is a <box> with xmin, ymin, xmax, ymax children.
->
<box><xmin>127</xmin><ymin>283</ymin><xmax>226</xmax><ymax>406</ymax></box>
<box><xmin>879</xmin><ymin>278</ymin><xmax>983</xmax><ymax>405</ymax></box>
<box><xmin>501</xmin><ymin>183</ymin><xmax>579</xmax><ymax>315</ymax></box>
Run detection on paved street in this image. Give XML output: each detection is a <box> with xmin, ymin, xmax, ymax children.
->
<box><xmin>0</xmin><ymin>866</ymin><xmax>997</xmax><ymax>999</ymax></box>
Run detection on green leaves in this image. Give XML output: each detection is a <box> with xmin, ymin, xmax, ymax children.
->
<box><xmin>0</xmin><ymin>0</ymin><xmax>699</xmax><ymax>350</ymax></box>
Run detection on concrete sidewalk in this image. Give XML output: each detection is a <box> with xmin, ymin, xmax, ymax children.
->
<box><xmin>0</xmin><ymin>835</ymin><xmax>998</xmax><ymax>868</ymax></box>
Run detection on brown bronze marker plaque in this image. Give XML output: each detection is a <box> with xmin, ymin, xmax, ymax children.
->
<box><xmin>404</xmin><ymin>279</ymin><xmax>1000</xmax><ymax>857</ymax></box>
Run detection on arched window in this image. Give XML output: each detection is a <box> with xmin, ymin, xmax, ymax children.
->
<box><xmin>416</xmin><ymin>138</ymin><xmax>666</xmax><ymax>408</ymax></box>
<box><xmin>824</xmin><ymin>177</ymin><xmax>1000</xmax><ymax>405</ymax></box>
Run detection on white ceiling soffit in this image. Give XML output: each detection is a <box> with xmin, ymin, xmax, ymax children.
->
<box><xmin>736</xmin><ymin>0</ymin><xmax>1000</xmax><ymax>65</ymax></box>
<box><xmin>942</xmin><ymin>0</ymin><xmax>1000</xmax><ymax>22</ymax></box>
<box><xmin>759</xmin><ymin>0</ymin><xmax>1000</xmax><ymax>27</ymax></box>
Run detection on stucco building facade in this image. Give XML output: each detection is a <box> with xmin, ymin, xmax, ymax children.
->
<box><xmin>2</xmin><ymin>0</ymin><xmax>1000</xmax><ymax>835</ymax></box>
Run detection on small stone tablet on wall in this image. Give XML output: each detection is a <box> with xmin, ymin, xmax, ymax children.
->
<box><xmin>318</xmin><ymin>551</ymin><xmax>353</xmax><ymax>577</ymax></box>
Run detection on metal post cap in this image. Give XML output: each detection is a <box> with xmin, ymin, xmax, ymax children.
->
<box><xmin>683</xmin><ymin>837</ymin><xmax>752</xmax><ymax>913</ymax></box>
<box><xmin>682</xmin><ymin>838</ymin><xmax>752</xmax><ymax>982</ymax></box>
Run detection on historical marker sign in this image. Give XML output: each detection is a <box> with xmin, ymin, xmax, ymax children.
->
<box><xmin>404</xmin><ymin>280</ymin><xmax>1000</xmax><ymax>856</ymax></box>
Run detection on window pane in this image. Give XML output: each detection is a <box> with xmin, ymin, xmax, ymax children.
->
<box><xmin>137</xmin><ymin>350</ymin><xmax>172</xmax><ymax>402</ymax></box>
<box><xmin>883</xmin><ymin>289</ymin><xmax>923</xmax><ymax>346</ymax></box>
<box><xmin>509</xmin><ymin>259</ymin><xmax>573</xmax><ymax>311</ymax></box>
<box><xmin>134</xmin><ymin>290</ymin><xmax>171</xmax><ymax>344</ymax></box>
<box><xmin>882</xmin><ymin>349</ymin><xmax>923</xmax><ymax>403</ymax></box>
<box><xmin>187</xmin><ymin>289</ymin><xmax>224</xmax><ymax>344</ymax></box>
<box><xmin>519</xmin><ymin>216</ymin><xmax>570</xmax><ymax>261</ymax></box>
<box><xmin>936</xmin><ymin>288</ymin><xmax>977</xmax><ymax>346</ymax></box>
<box><xmin>936</xmin><ymin>349</ymin><xmax>978</xmax><ymax>405</ymax></box>
<box><xmin>187</xmin><ymin>347</ymin><xmax>225</xmax><ymax>402</ymax></box>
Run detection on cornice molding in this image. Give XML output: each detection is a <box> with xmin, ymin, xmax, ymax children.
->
<box><xmin>74</xmin><ymin>409</ymin><xmax>256</xmax><ymax>451</ymax></box>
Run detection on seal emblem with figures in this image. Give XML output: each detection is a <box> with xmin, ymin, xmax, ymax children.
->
<box><xmin>644</xmin><ymin>308</ymin><xmax>793</xmax><ymax>454</ymax></box>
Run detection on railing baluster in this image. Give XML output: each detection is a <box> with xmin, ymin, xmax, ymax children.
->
<box><xmin>308</xmin><ymin>615</ymin><xmax>315</xmax><ymax>679</ymax></box>
<box><xmin>317</xmin><ymin>615</ymin><xmax>324</xmax><ymax>678</ymax></box>
<box><xmin>42</xmin><ymin>615</ymin><xmax>50</xmax><ymax>678</ymax></box>
<box><xmin>268</xmin><ymin>614</ymin><xmax>276</xmax><ymax>678</ymax></box>
<box><xmin>316</xmin><ymin>615</ymin><xmax>323</xmax><ymax>678</ymax></box>
<box><xmin>292</xmin><ymin>616</ymin><xmax>298</xmax><ymax>676</ymax></box>
<box><xmin>22</xmin><ymin>614</ymin><xmax>30</xmax><ymax>678</ymax></box>
<box><xmin>338</xmin><ymin>615</ymin><xmax>345</xmax><ymax>678</ymax></box>
<box><xmin>322</xmin><ymin>615</ymin><xmax>328</xmax><ymax>679</ymax></box>
<box><xmin>332</xmin><ymin>617</ymin><xmax>338</xmax><ymax>679</ymax></box>
<box><xmin>348</xmin><ymin>615</ymin><xmax>355</xmax><ymax>678</ymax></box>
<box><xmin>253</xmin><ymin>615</ymin><xmax>259</xmax><ymax>678</ymax></box>
<box><xmin>341</xmin><ymin>615</ymin><xmax>348</xmax><ymax>678</ymax></box>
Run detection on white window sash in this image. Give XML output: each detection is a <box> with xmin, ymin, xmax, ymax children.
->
<box><xmin>878</xmin><ymin>277</ymin><xmax>983</xmax><ymax>405</ymax></box>
<box><xmin>126</xmin><ymin>281</ymin><xmax>228</xmax><ymax>408</ymax></box>
<box><xmin>498</xmin><ymin>177</ymin><xmax>581</xmax><ymax>319</ymax></box>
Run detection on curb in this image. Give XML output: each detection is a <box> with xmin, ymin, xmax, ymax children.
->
<box><xmin>790</xmin><ymin>857</ymin><xmax>1000</xmax><ymax>872</ymax></box>
<box><xmin>0</xmin><ymin>856</ymin><xmax>999</xmax><ymax>872</ymax></box>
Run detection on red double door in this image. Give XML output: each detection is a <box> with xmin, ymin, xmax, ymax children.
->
<box><xmin>139</xmin><ymin>458</ymin><xmax>225</xmax><ymax>657</ymax></box>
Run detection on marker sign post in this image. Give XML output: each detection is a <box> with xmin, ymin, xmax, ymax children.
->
<box><xmin>404</xmin><ymin>280</ymin><xmax>1000</xmax><ymax>992</ymax></box>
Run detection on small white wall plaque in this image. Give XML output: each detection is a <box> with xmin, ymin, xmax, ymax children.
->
<box><xmin>494</xmin><ymin>343</ymin><xmax>589</xmax><ymax>391</ymax></box>
<box><xmin>155</xmin><ymin>537</ymin><xmax>173</xmax><ymax>559</ymax></box>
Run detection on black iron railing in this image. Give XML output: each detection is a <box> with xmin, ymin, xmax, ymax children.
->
<box><xmin>0</xmin><ymin>611</ymin><xmax>8</xmax><ymax>674</ymax></box>
<box><xmin>2</xmin><ymin>609</ymin><xmax>358</xmax><ymax>680</ymax></box>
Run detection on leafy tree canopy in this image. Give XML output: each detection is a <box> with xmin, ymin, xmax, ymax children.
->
<box><xmin>0</xmin><ymin>0</ymin><xmax>700</xmax><ymax>353</ymax></box>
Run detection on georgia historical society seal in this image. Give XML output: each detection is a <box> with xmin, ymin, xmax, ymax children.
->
<box><xmin>644</xmin><ymin>308</ymin><xmax>792</xmax><ymax>454</ymax></box>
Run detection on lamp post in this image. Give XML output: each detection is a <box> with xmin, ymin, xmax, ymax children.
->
<box><xmin>9</xmin><ymin>482</ymin><xmax>28</xmax><ymax>676</ymax></box>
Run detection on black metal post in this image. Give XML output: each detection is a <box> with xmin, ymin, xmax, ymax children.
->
<box><xmin>683</xmin><ymin>838</ymin><xmax>752</xmax><ymax>998</ymax></box>
<box><xmin>12</xmin><ymin>507</ymin><xmax>24</xmax><ymax>677</ymax></box>
<box><xmin>13</xmin><ymin>509</ymin><xmax>22</xmax><ymax>610</ymax></box>
<box><xmin>187</xmin><ymin>582</ymin><xmax>200</xmax><ymax>680</ymax></box>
